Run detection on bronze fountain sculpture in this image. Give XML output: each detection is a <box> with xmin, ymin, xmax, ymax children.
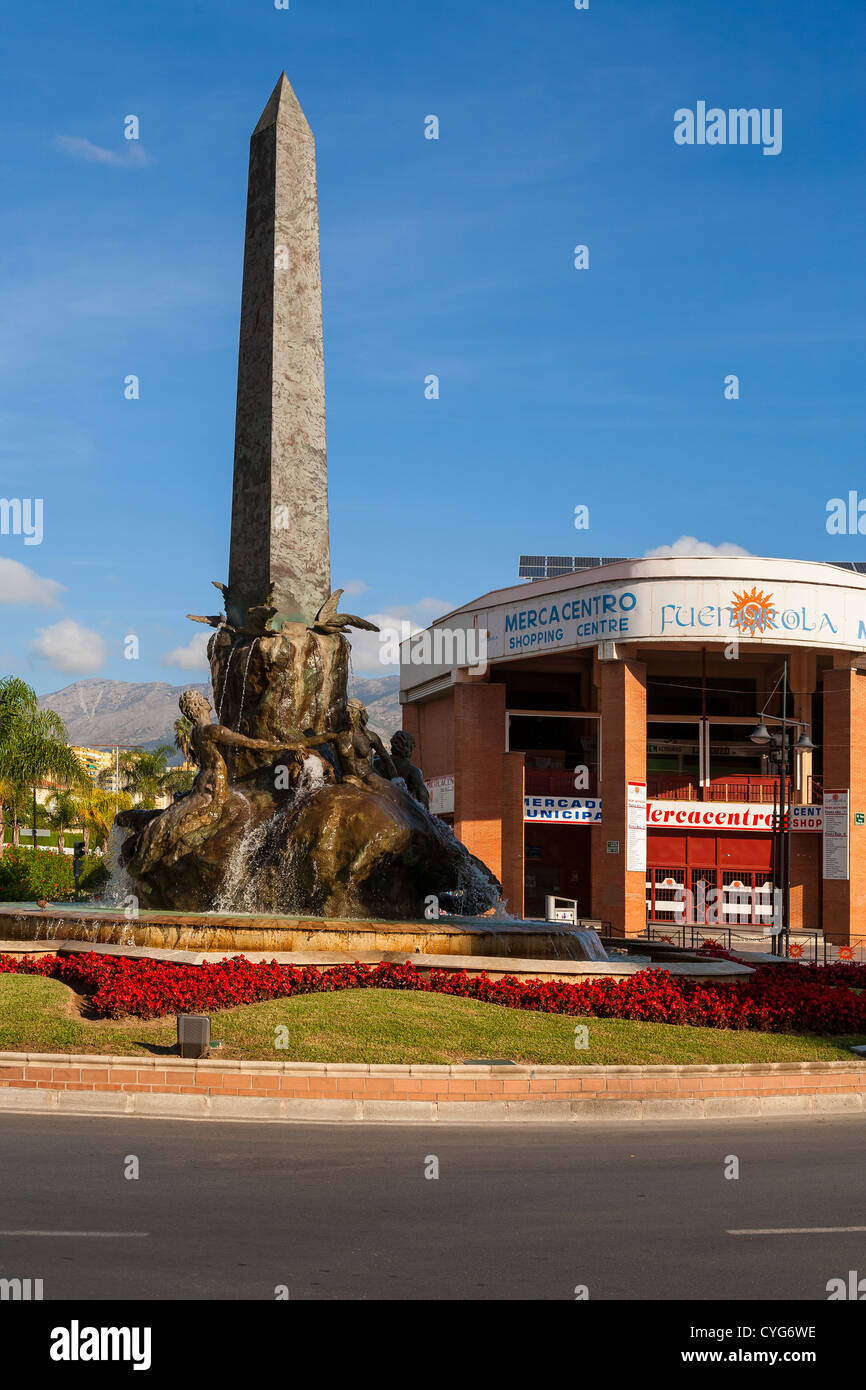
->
<box><xmin>116</xmin><ymin>610</ymin><xmax>499</xmax><ymax>918</ymax></box>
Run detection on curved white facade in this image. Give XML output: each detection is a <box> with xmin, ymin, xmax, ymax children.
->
<box><xmin>401</xmin><ymin>556</ymin><xmax>866</xmax><ymax>691</ymax></box>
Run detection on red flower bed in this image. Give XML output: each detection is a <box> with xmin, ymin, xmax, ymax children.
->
<box><xmin>3</xmin><ymin>949</ymin><xmax>866</xmax><ymax>1036</ymax></box>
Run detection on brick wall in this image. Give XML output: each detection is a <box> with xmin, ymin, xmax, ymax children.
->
<box><xmin>501</xmin><ymin>751</ymin><xmax>526</xmax><ymax>916</ymax></box>
<box><xmin>407</xmin><ymin>693</ymin><xmax>454</xmax><ymax>779</ymax></box>
<box><xmin>2</xmin><ymin>1053</ymin><xmax>865</xmax><ymax>1120</ymax></box>
<box><xmin>454</xmin><ymin>683</ymin><xmax>508</xmax><ymax>880</ymax></box>
<box><xmin>591</xmin><ymin>660</ymin><xmax>647</xmax><ymax>936</ymax></box>
<box><xmin>822</xmin><ymin>666</ymin><xmax>866</xmax><ymax>943</ymax></box>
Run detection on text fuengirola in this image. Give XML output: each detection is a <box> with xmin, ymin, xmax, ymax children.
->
<box><xmin>502</xmin><ymin>587</ymin><xmax>844</xmax><ymax>652</ymax></box>
<box><xmin>659</xmin><ymin>603</ymin><xmax>838</xmax><ymax>636</ymax></box>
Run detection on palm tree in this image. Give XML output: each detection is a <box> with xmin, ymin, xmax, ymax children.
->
<box><xmin>73</xmin><ymin>787</ymin><xmax>132</xmax><ymax>853</ymax></box>
<box><xmin>44</xmin><ymin>790</ymin><xmax>80</xmax><ymax>852</ymax></box>
<box><xmin>101</xmin><ymin>746</ymin><xmax>176</xmax><ymax>808</ymax></box>
<box><xmin>173</xmin><ymin>716</ymin><xmax>196</xmax><ymax>766</ymax></box>
<box><xmin>0</xmin><ymin>779</ymin><xmax>30</xmax><ymax>848</ymax></box>
<box><xmin>0</xmin><ymin>775</ymin><xmax>14</xmax><ymax>850</ymax></box>
<box><xmin>164</xmin><ymin>767</ymin><xmax>195</xmax><ymax>798</ymax></box>
<box><xmin>0</xmin><ymin>677</ymin><xmax>90</xmax><ymax>845</ymax></box>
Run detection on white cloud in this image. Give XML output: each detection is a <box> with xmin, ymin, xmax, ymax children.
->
<box><xmin>55</xmin><ymin>135</ymin><xmax>150</xmax><ymax>168</ymax></box>
<box><xmin>0</xmin><ymin>557</ymin><xmax>63</xmax><ymax>606</ymax></box>
<box><xmin>30</xmin><ymin>619</ymin><xmax>107</xmax><ymax>674</ymax></box>
<box><xmin>163</xmin><ymin>630</ymin><xmax>211</xmax><ymax>671</ymax></box>
<box><xmin>341</xmin><ymin>579</ymin><xmax>369</xmax><ymax>596</ymax></box>
<box><xmin>644</xmin><ymin>536</ymin><xmax>752</xmax><ymax>559</ymax></box>
<box><xmin>347</xmin><ymin>598</ymin><xmax>451</xmax><ymax>673</ymax></box>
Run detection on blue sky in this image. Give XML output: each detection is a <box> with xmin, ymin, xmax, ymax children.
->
<box><xmin>1</xmin><ymin>0</ymin><xmax>864</xmax><ymax>691</ymax></box>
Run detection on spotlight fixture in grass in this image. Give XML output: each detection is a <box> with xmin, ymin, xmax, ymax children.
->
<box><xmin>177</xmin><ymin>1014</ymin><xmax>210</xmax><ymax>1059</ymax></box>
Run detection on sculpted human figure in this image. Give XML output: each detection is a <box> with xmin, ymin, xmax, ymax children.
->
<box><xmin>388</xmin><ymin>730</ymin><xmax>430</xmax><ymax>810</ymax></box>
<box><xmin>120</xmin><ymin>690</ymin><xmax>334</xmax><ymax>875</ymax></box>
<box><xmin>336</xmin><ymin>699</ymin><xmax>397</xmax><ymax>787</ymax></box>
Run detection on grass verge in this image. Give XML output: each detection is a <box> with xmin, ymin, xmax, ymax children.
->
<box><xmin>1</xmin><ymin>975</ymin><xmax>864</xmax><ymax>1065</ymax></box>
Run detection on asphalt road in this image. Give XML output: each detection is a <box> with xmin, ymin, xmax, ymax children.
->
<box><xmin>2</xmin><ymin>1112</ymin><xmax>865</xmax><ymax>1300</ymax></box>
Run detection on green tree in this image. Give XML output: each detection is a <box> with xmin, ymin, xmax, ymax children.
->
<box><xmin>0</xmin><ymin>677</ymin><xmax>90</xmax><ymax>847</ymax></box>
<box><xmin>0</xmin><ymin>775</ymin><xmax>10</xmax><ymax>849</ymax></box>
<box><xmin>0</xmin><ymin>778</ymin><xmax>30</xmax><ymax>849</ymax></box>
<box><xmin>73</xmin><ymin>787</ymin><xmax>132</xmax><ymax>853</ymax></box>
<box><xmin>99</xmin><ymin>746</ymin><xmax>175</xmax><ymax>809</ymax></box>
<box><xmin>44</xmin><ymin>790</ymin><xmax>80</xmax><ymax>852</ymax></box>
<box><xmin>164</xmin><ymin>767</ymin><xmax>195</xmax><ymax>798</ymax></box>
<box><xmin>173</xmin><ymin>716</ymin><xmax>196</xmax><ymax>766</ymax></box>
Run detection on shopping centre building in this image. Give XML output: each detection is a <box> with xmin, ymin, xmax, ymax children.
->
<box><xmin>399</xmin><ymin>556</ymin><xmax>866</xmax><ymax>943</ymax></box>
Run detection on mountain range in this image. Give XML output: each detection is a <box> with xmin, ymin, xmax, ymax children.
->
<box><xmin>39</xmin><ymin>674</ymin><xmax>401</xmax><ymax>754</ymax></box>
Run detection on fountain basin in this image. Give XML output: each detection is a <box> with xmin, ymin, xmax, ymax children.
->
<box><xmin>0</xmin><ymin>938</ymin><xmax>753</xmax><ymax>983</ymax></box>
<box><xmin>0</xmin><ymin>904</ymin><xmax>605</xmax><ymax>960</ymax></box>
<box><xmin>0</xmin><ymin>904</ymin><xmax>755</xmax><ymax>982</ymax></box>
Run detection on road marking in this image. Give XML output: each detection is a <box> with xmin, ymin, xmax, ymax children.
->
<box><xmin>0</xmin><ymin>1230</ymin><xmax>149</xmax><ymax>1238</ymax></box>
<box><xmin>728</xmin><ymin>1226</ymin><xmax>866</xmax><ymax>1236</ymax></box>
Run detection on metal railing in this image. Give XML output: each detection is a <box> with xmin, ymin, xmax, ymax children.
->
<box><xmin>640</xmin><ymin>924</ymin><xmax>866</xmax><ymax>965</ymax></box>
<box><xmin>525</xmin><ymin>769</ymin><xmax>598</xmax><ymax>796</ymax></box>
<box><xmin>647</xmin><ymin>774</ymin><xmax>793</xmax><ymax>804</ymax></box>
<box><xmin>525</xmin><ymin>770</ymin><xmax>806</xmax><ymax>804</ymax></box>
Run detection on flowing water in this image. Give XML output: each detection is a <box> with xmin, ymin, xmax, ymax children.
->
<box><xmin>101</xmin><ymin>825</ymin><xmax>137</xmax><ymax>909</ymax></box>
<box><xmin>212</xmin><ymin>757</ymin><xmax>326</xmax><ymax>913</ymax></box>
<box><xmin>216</xmin><ymin>640</ymin><xmax>237</xmax><ymax>724</ymax></box>
<box><xmin>550</xmin><ymin>928</ymin><xmax>609</xmax><ymax>962</ymax></box>
<box><xmin>212</xmin><ymin>812</ymin><xmax>272</xmax><ymax>914</ymax></box>
<box><xmin>236</xmin><ymin>637</ymin><xmax>259</xmax><ymax>731</ymax></box>
<box><xmin>97</xmin><ymin>824</ymin><xmax>139</xmax><ymax>943</ymax></box>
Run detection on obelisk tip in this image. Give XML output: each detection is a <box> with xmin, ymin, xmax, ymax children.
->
<box><xmin>253</xmin><ymin>71</ymin><xmax>310</xmax><ymax>136</ymax></box>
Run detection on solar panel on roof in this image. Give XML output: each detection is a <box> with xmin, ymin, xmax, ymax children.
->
<box><xmin>830</xmin><ymin>561</ymin><xmax>866</xmax><ymax>574</ymax></box>
<box><xmin>521</xmin><ymin>556</ymin><xmax>866</xmax><ymax>585</ymax></box>
<box><xmin>518</xmin><ymin>554</ymin><xmax>633</xmax><ymax>580</ymax></box>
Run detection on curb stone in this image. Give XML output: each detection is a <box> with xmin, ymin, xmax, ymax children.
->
<box><xmin>1</xmin><ymin>1085</ymin><xmax>864</xmax><ymax>1124</ymax></box>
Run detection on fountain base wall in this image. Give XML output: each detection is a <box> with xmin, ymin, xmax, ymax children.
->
<box><xmin>0</xmin><ymin>906</ymin><xmax>602</xmax><ymax>959</ymax></box>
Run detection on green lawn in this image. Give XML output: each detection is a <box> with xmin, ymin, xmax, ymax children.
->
<box><xmin>7</xmin><ymin>831</ymin><xmax>80</xmax><ymax>850</ymax></box>
<box><xmin>1</xmin><ymin>975</ymin><xmax>864</xmax><ymax>1065</ymax></box>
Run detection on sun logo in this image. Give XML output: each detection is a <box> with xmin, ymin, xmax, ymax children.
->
<box><xmin>730</xmin><ymin>587</ymin><xmax>775</xmax><ymax>636</ymax></box>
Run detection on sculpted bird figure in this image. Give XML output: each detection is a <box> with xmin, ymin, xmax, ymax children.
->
<box><xmin>309</xmin><ymin>590</ymin><xmax>380</xmax><ymax>636</ymax></box>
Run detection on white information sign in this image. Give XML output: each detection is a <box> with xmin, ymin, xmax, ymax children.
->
<box><xmin>626</xmin><ymin>781</ymin><xmax>647</xmax><ymax>872</ymax></box>
<box><xmin>425</xmin><ymin>775</ymin><xmax>454</xmax><ymax>815</ymax></box>
<box><xmin>823</xmin><ymin>789</ymin><xmax>850</xmax><ymax>880</ymax></box>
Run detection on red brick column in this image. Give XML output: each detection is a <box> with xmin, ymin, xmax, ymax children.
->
<box><xmin>501</xmin><ymin>752</ymin><xmax>525</xmax><ymax>917</ymax></box>
<box><xmin>591</xmin><ymin>659</ymin><xmax>647</xmax><ymax>937</ymax></box>
<box><xmin>454</xmin><ymin>683</ymin><xmax>507</xmax><ymax>884</ymax></box>
<box><xmin>400</xmin><ymin>701</ymin><xmax>421</xmax><ymax>752</ymax></box>
<box><xmin>821</xmin><ymin>666</ymin><xmax>866</xmax><ymax>945</ymax></box>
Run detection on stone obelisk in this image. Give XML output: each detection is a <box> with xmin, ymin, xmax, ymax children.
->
<box><xmin>227</xmin><ymin>72</ymin><xmax>330</xmax><ymax>629</ymax></box>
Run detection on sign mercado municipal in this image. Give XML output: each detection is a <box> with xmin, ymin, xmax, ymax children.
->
<box><xmin>524</xmin><ymin>796</ymin><xmax>824</xmax><ymax>831</ymax></box>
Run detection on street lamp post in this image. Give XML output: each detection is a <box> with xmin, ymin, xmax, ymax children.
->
<box><xmin>773</xmin><ymin>664</ymin><xmax>790</xmax><ymax>956</ymax></box>
<box><xmin>750</xmin><ymin>660</ymin><xmax>815</xmax><ymax>958</ymax></box>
